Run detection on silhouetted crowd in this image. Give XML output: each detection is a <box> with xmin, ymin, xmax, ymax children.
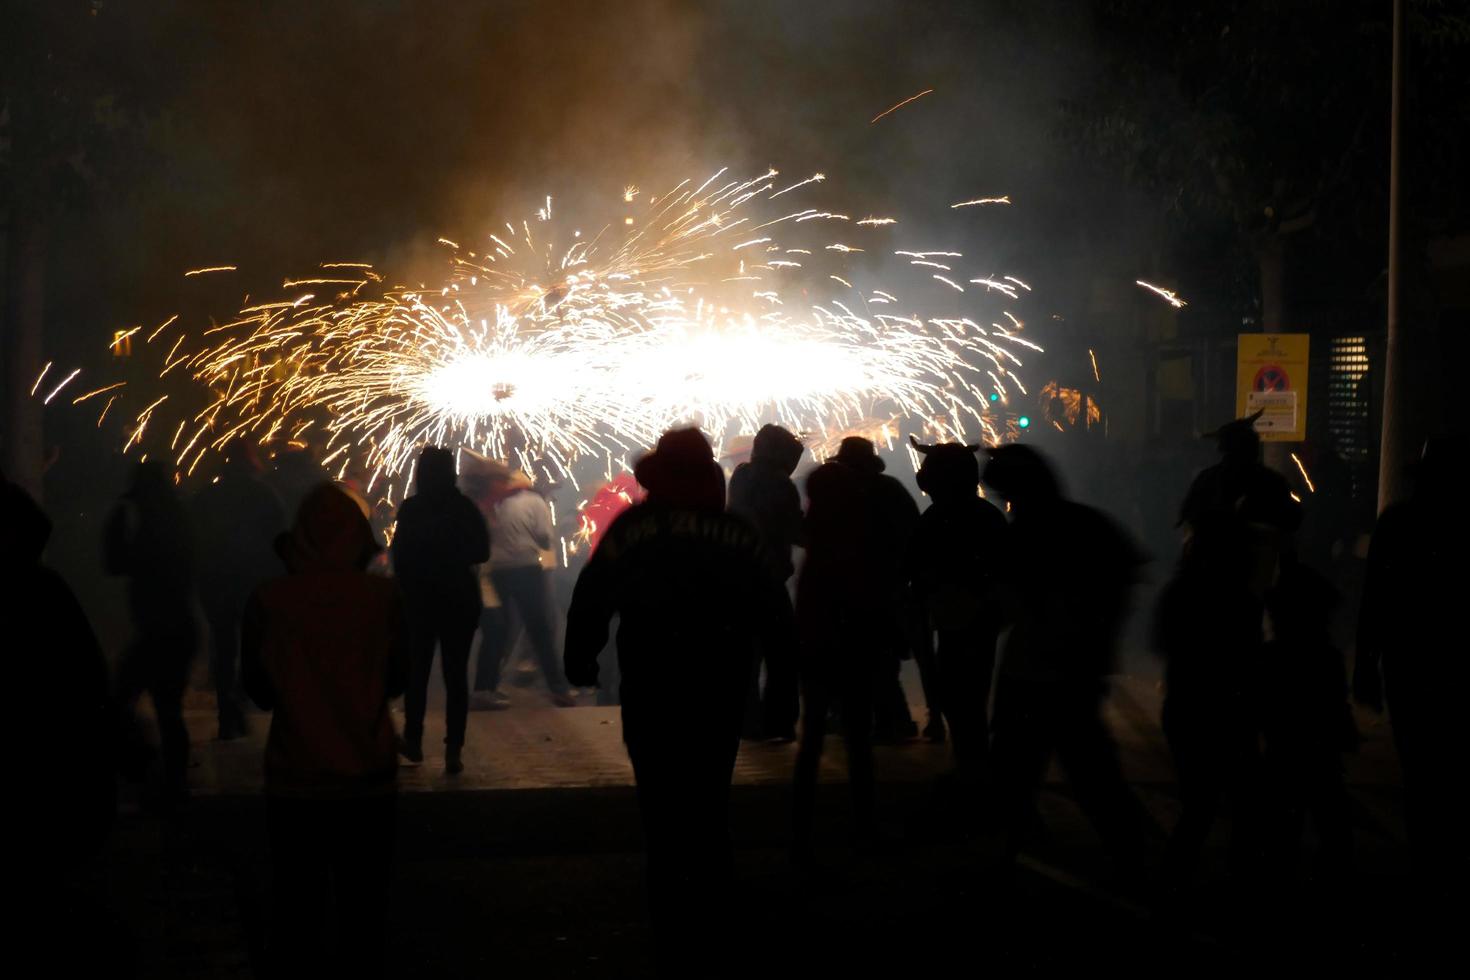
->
<box><xmin>6</xmin><ymin>418</ymin><xmax>1467</xmax><ymax>978</ymax></box>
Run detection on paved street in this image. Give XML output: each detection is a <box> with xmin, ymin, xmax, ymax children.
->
<box><xmin>74</xmin><ymin>672</ymin><xmax>1427</xmax><ymax>978</ymax></box>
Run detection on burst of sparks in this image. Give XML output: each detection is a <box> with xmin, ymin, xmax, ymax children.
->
<box><xmin>1290</xmin><ymin>452</ymin><xmax>1315</xmax><ymax>493</ymax></box>
<box><xmin>99</xmin><ymin>168</ymin><xmax>1044</xmax><ymax>508</ymax></box>
<box><xmin>870</xmin><ymin>88</ymin><xmax>935</xmax><ymax>124</ymax></box>
<box><xmin>1135</xmin><ymin>279</ymin><xmax>1187</xmax><ymax>308</ymax></box>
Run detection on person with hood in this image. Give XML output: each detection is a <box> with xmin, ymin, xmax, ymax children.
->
<box><xmin>1356</xmin><ymin>435</ymin><xmax>1470</xmax><ymax>881</ymax></box>
<box><xmin>564</xmin><ymin>427</ymin><xmax>796</xmax><ymax>970</ymax></box>
<box><xmin>391</xmin><ymin>446</ymin><xmax>490</xmax><ymax>773</ymax></box>
<box><xmin>908</xmin><ymin>436</ymin><xmax>1009</xmax><ymax>768</ymax></box>
<box><xmin>191</xmin><ymin>438</ymin><xmax>287</xmax><ymax>740</ymax></box>
<box><xmin>242</xmin><ymin>481</ymin><xmax>407</xmax><ymax>978</ymax></box>
<box><xmin>5</xmin><ymin>477</ymin><xmax>115</xmax><ymax>880</ymax></box>
<box><xmin>1156</xmin><ymin>414</ymin><xmax>1300</xmax><ymax>889</ymax></box>
<box><xmin>793</xmin><ymin>436</ymin><xmax>920</xmax><ymax>861</ymax></box>
<box><xmin>983</xmin><ymin>445</ymin><xmax>1151</xmax><ymax>872</ymax></box>
<box><xmin>105</xmin><ymin>459</ymin><xmax>198</xmax><ymax>807</ymax></box>
<box><xmin>728</xmin><ymin>423</ymin><xmax>805</xmax><ymax>741</ymax></box>
<box><xmin>482</xmin><ymin>463</ymin><xmax>575</xmax><ymax>707</ymax></box>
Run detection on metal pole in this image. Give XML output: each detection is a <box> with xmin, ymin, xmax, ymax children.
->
<box><xmin>1377</xmin><ymin>0</ymin><xmax>1405</xmax><ymax>512</ymax></box>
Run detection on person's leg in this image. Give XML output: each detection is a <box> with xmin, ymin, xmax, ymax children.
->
<box><xmin>1162</xmin><ymin>704</ymin><xmax>1225</xmax><ymax>890</ymax></box>
<box><xmin>840</xmin><ymin>652</ymin><xmax>879</xmax><ymax>840</ymax></box>
<box><xmin>149</xmin><ymin>634</ymin><xmax>195</xmax><ymax>806</ymax></box>
<box><xmin>400</xmin><ymin>608</ymin><xmax>438</xmax><ymax>755</ymax></box>
<box><xmin>989</xmin><ymin>676</ymin><xmax>1054</xmax><ymax>854</ymax></box>
<box><xmin>205</xmin><ymin>602</ymin><xmax>246</xmax><ymax>738</ymax></box>
<box><xmin>439</xmin><ymin>612</ymin><xmax>476</xmax><ymax>754</ymax></box>
<box><xmin>473</xmin><ymin>605</ymin><xmax>507</xmax><ymax>693</ymax></box>
<box><xmin>269</xmin><ymin>797</ymin><xmax>330</xmax><ymax>979</ymax></box>
<box><xmin>937</xmin><ymin>626</ymin><xmax>997</xmax><ymax>770</ymax></box>
<box><xmin>760</xmin><ymin>641</ymin><xmax>799</xmax><ymax>741</ymax></box>
<box><xmin>792</xmin><ymin>664</ymin><xmax>832</xmax><ymax>861</ymax></box>
<box><xmin>914</xmin><ymin>627</ymin><xmax>945</xmax><ymax>741</ymax></box>
<box><xmin>1052</xmin><ymin>682</ymin><xmax>1149</xmax><ymax>866</ymax></box>
<box><xmin>329</xmin><ymin>795</ymin><xmax>395</xmax><ymax>978</ymax></box>
<box><xmin>505</xmin><ymin>567</ymin><xmax>571</xmax><ymax>697</ymax></box>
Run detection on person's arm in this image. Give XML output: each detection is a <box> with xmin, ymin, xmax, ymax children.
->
<box><xmin>240</xmin><ymin>591</ymin><xmax>275</xmax><ymax>711</ymax></box>
<box><xmin>530</xmin><ymin>495</ymin><xmax>554</xmax><ymax>553</ymax></box>
<box><xmin>385</xmin><ymin>586</ymin><xmax>410</xmax><ymax>700</ymax></box>
<box><xmin>1353</xmin><ymin>514</ymin><xmax>1389</xmax><ymax>712</ymax></box>
<box><xmin>462</xmin><ymin>496</ymin><xmax>491</xmax><ymax>566</ymax></box>
<box><xmin>564</xmin><ymin>545</ymin><xmax>617</xmax><ymax>688</ymax></box>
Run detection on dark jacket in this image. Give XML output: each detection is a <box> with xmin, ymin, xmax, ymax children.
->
<box><xmin>1000</xmin><ymin>499</ymin><xmax>1144</xmax><ymax>681</ymax></box>
<box><xmin>796</xmin><ymin>461</ymin><xmax>919</xmax><ymax>649</ymax></box>
<box><xmin>911</xmin><ymin>496</ymin><xmax>1009</xmax><ymax>631</ymax></box>
<box><xmin>191</xmin><ymin>469</ymin><xmax>286</xmax><ymax>610</ymax></box>
<box><xmin>390</xmin><ymin>488</ymin><xmax>490</xmax><ymax>614</ymax></box>
<box><xmin>564</xmin><ymin>502</ymin><xmax>796</xmax><ymax>742</ymax></box>
<box><xmin>728</xmin><ymin>458</ymin><xmax>803</xmax><ymax>580</ymax></box>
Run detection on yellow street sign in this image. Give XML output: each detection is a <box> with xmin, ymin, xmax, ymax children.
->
<box><xmin>1236</xmin><ymin>333</ymin><xmax>1309</xmax><ymax>442</ymax></box>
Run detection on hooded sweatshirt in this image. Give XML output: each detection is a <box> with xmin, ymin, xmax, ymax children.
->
<box><xmin>243</xmin><ymin>484</ymin><xmax>407</xmax><ymax>798</ymax></box>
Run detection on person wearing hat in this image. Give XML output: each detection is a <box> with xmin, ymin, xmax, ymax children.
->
<box><xmin>908</xmin><ymin>437</ymin><xmax>1009</xmax><ymax>766</ymax></box>
<box><xmin>981</xmin><ymin>444</ymin><xmax>1151</xmax><ymax>871</ymax></box>
<box><xmin>1356</xmin><ymin>434</ymin><xmax>1470</xmax><ymax>881</ymax></box>
<box><xmin>792</xmin><ymin>435</ymin><xmax>921</xmax><ymax>861</ymax></box>
<box><xmin>104</xmin><ymin>459</ymin><xmax>198</xmax><ymax>809</ymax></box>
<box><xmin>482</xmin><ymin>463</ymin><xmax>576</xmax><ymax>707</ymax></box>
<box><xmin>563</xmin><ymin>427</ymin><xmax>796</xmax><ymax>967</ymax></box>
<box><xmin>1158</xmin><ymin>414</ymin><xmax>1298</xmax><ymax>888</ymax></box>
<box><xmin>190</xmin><ymin>438</ymin><xmax>288</xmax><ymax>741</ymax></box>
<box><xmin>241</xmin><ymin>481</ymin><xmax>407</xmax><ymax>977</ymax></box>
<box><xmin>390</xmin><ymin>446</ymin><xmax>491</xmax><ymax>773</ymax></box>
<box><xmin>728</xmin><ymin>423</ymin><xmax>805</xmax><ymax>741</ymax></box>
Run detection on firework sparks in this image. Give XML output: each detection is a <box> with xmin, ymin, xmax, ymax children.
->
<box><xmin>870</xmin><ymin>87</ymin><xmax>934</xmax><ymax>124</ymax></box>
<box><xmin>184</xmin><ymin>265</ymin><xmax>238</xmax><ymax>277</ymax></box>
<box><xmin>1135</xmin><ymin>279</ymin><xmax>1187</xmax><ymax>308</ymax></box>
<box><xmin>951</xmin><ymin>196</ymin><xmax>1011</xmax><ymax>209</ymax></box>
<box><xmin>99</xmin><ymin>168</ymin><xmax>1044</xmax><ymax>509</ymax></box>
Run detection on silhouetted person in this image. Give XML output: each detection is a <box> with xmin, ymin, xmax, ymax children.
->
<box><xmin>1157</xmin><ymin>414</ymin><xmax>1299</xmax><ymax>890</ymax></box>
<box><xmin>909</xmin><ymin>437</ymin><xmax>1008</xmax><ymax>768</ymax></box>
<box><xmin>1261</xmin><ymin>549</ymin><xmax>1354</xmax><ymax>882</ymax></box>
<box><xmin>564</xmin><ymin>428</ymin><xmax>795</xmax><ymax>973</ymax></box>
<box><xmin>5</xmin><ymin>477</ymin><xmax>115</xmax><ymax>873</ymax></box>
<box><xmin>793</xmin><ymin>436</ymin><xmax>919</xmax><ymax>860</ymax></box>
<box><xmin>481</xmin><ymin>464</ymin><xmax>575</xmax><ymax>706</ymax></box>
<box><xmin>105</xmin><ymin>460</ymin><xmax>198</xmax><ymax>808</ymax></box>
<box><xmin>728</xmin><ymin>423</ymin><xmax>804</xmax><ymax>741</ymax></box>
<box><xmin>1356</xmin><ymin>435</ymin><xmax>1470</xmax><ymax>881</ymax></box>
<box><xmin>983</xmin><ymin>445</ymin><xmax>1150</xmax><ymax>872</ymax></box>
<box><xmin>242</xmin><ymin>482</ymin><xmax>407</xmax><ymax>980</ymax></box>
<box><xmin>391</xmin><ymin>446</ymin><xmax>490</xmax><ymax>774</ymax></box>
<box><xmin>191</xmin><ymin>439</ymin><xmax>287</xmax><ymax>739</ymax></box>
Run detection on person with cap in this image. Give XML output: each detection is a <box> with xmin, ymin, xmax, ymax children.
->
<box><xmin>908</xmin><ymin>436</ymin><xmax>1009</xmax><ymax>768</ymax></box>
<box><xmin>792</xmin><ymin>435</ymin><xmax>920</xmax><ymax>861</ymax></box>
<box><xmin>563</xmin><ymin>427</ymin><xmax>796</xmax><ymax>970</ymax></box>
<box><xmin>483</xmin><ymin>462</ymin><xmax>576</xmax><ymax>707</ymax></box>
<box><xmin>1157</xmin><ymin>412</ymin><xmax>1300</xmax><ymax>889</ymax></box>
<box><xmin>391</xmin><ymin>446</ymin><xmax>491</xmax><ymax>773</ymax></box>
<box><xmin>728</xmin><ymin>423</ymin><xmax>805</xmax><ymax>741</ymax></box>
<box><xmin>982</xmin><ymin>444</ymin><xmax>1152</xmax><ymax>875</ymax></box>
<box><xmin>190</xmin><ymin>438</ymin><xmax>287</xmax><ymax>740</ymax></box>
<box><xmin>1356</xmin><ymin>434</ymin><xmax>1470</xmax><ymax>882</ymax></box>
<box><xmin>241</xmin><ymin>481</ymin><xmax>407</xmax><ymax>978</ymax></box>
<box><xmin>104</xmin><ymin>459</ymin><xmax>198</xmax><ymax>809</ymax></box>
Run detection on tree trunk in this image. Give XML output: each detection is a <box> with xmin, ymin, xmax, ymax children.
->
<box><xmin>2</xmin><ymin>208</ymin><xmax>47</xmax><ymax>498</ymax></box>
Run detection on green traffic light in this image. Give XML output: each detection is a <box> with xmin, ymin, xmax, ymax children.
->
<box><xmin>989</xmin><ymin>393</ymin><xmax>999</xmax><ymax>403</ymax></box>
<box><xmin>1017</xmin><ymin>415</ymin><xmax>1030</xmax><ymax>429</ymax></box>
